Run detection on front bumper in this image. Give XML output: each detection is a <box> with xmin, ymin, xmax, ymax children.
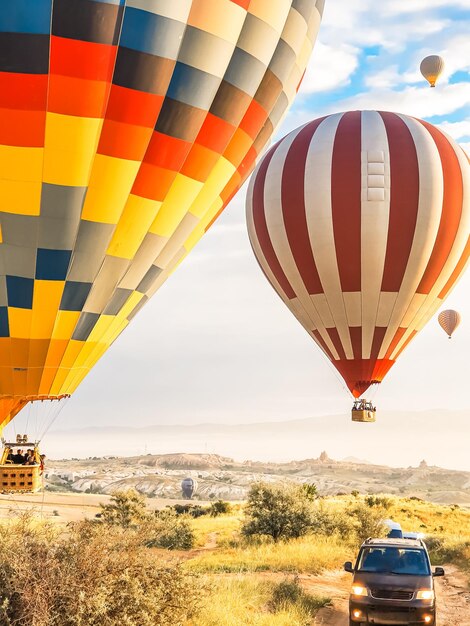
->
<box><xmin>349</xmin><ymin>599</ymin><xmax>435</xmax><ymax>625</ymax></box>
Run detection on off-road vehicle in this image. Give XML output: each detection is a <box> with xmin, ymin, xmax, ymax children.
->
<box><xmin>344</xmin><ymin>537</ymin><xmax>444</xmax><ymax>625</ymax></box>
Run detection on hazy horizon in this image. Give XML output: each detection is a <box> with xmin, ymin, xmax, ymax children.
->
<box><xmin>36</xmin><ymin>409</ymin><xmax>470</xmax><ymax>473</ymax></box>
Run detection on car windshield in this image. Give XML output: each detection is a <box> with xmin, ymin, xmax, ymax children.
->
<box><xmin>357</xmin><ymin>547</ymin><xmax>430</xmax><ymax>575</ymax></box>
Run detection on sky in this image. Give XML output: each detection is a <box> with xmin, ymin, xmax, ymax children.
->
<box><xmin>12</xmin><ymin>1</ymin><xmax>470</xmax><ymax>465</ymax></box>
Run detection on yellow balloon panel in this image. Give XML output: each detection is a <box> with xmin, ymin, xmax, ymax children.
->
<box><xmin>0</xmin><ymin>0</ymin><xmax>324</xmax><ymax>424</ymax></box>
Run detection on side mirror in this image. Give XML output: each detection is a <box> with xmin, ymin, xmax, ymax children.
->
<box><xmin>433</xmin><ymin>567</ymin><xmax>445</xmax><ymax>577</ymax></box>
<box><xmin>344</xmin><ymin>561</ymin><xmax>354</xmax><ymax>573</ymax></box>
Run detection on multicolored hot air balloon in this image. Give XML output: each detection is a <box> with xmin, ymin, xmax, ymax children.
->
<box><xmin>247</xmin><ymin>110</ymin><xmax>470</xmax><ymax>404</ymax></box>
<box><xmin>420</xmin><ymin>55</ymin><xmax>445</xmax><ymax>88</ymax></box>
<box><xmin>0</xmin><ymin>0</ymin><xmax>325</xmax><ymax>432</ymax></box>
<box><xmin>438</xmin><ymin>309</ymin><xmax>461</xmax><ymax>338</ymax></box>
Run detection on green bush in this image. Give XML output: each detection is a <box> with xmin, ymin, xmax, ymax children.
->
<box><xmin>209</xmin><ymin>500</ymin><xmax>231</xmax><ymax>517</ymax></box>
<box><xmin>147</xmin><ymin>510</ymin><xmax>195</xmax><ymax>550</ymax></box>
<box><xmin>365</xmin><ymin>495</ymin><xmax>393</xmax><ymax>510</ymax></box>
<box><xmin>311</xmin><ymin>504</ymin><xmax>353</xmax><ymax>539</ymax></box>
<box><xmin>99</xmin><ymin>489</ymin><xmax>148</xmax><ymax>528</ymax></box>
<box><xmin>242</xmin><ymin>482</ymin><xmax>316</xmax><ymax>542</ymax></box>
<box><xmin>350</xmin><ymin>502</ymin><xmax>387</xmax><ymax>542</ymax></box>
<box><xmin>173</xmin><ymin>503</ymin><xmax>208</xmax><ymax>518</ymax></box>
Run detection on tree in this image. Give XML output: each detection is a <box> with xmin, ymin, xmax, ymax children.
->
<box><xmin>242</xmin><ymin>482</ymin><xmax>316</xmax><ymax>542</ymax></box>
<box><xmin>99</xmin><ymin>490</ymin><xmax>147</xmax><ymax>528</ymax></box>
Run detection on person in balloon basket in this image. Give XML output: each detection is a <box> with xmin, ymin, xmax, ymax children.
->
<box><xmin>13</xmin><ymin>449</ymin><xmax>25</xmax><ymax>464</ymax></box>
<box><xmin>25</xmin><ymin>450</ymin><xmax>36</xmax><ymax>465</ymax></box>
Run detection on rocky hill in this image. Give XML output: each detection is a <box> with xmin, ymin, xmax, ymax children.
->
<box><xmin>44</xmin><ymin>452</ymin><xmax>470</xmax><ymax>505</ymax></box>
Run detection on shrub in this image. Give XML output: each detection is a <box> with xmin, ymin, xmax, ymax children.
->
<box><xmin>173</xmin><ymin>503</ymin><xmax>208</xmax><ymax>518</ymax></box>
<box><xmin>311</xmin><ymin>504</ymin><xmax>353</xmax><ymax>539</ymax></box>
<box><xmin>0</xmin><ymin>514</ymin><xmax>203</xmax><ymax>626</ymax></box>
<box><xmin>349</xmin><ymin>502</ymin><xmax>387</xmax><ymax>542</ymax></box>
<box><xmin>242</xmin><ymin>482</ymin><xmax>316</xmax><ymax>542</ymax></box>
<box><xmin>147</xmin><ymin>510</ymin><xmax>195</xmax><ymax>550</ymax></box>
<box><xmin>100</xmin><ymin>490</ymin><xmax>195</xmax><ymax>550</ymax></box>
<box><xmin>268</xmin><ymin>576</ymin><xmax>330</xmax><ymax>616</ymax></box>
<box><xmin>210</xmin><ymin>500</ymin><xmax>231</xmax><ymax>517</ymax></box>
<box><xmin>99</xmin><ymin>489</ymin><xmax>147</xmax><ymax>528</ymax></box>
<box><xmin>300</xmin><ymin>483</ymin><xmax>318</xmax><ymax>501</ymax></box>
<box><xmin>365</xmin><ymin>495</ymin><xmax>392</xmax><ymax>510</ymax></box>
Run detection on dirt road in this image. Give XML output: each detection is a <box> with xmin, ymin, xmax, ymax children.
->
<box><xmin>308</xmin><ymin>565</ymin><xmax>470</xmax><ymax>625</ymax></box>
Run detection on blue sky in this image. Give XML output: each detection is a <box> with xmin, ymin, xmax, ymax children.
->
<box><xmin>12</xmin><ymin>1</ymin><xmax>469</xmax><ymax>467</ymax></box>
<box><xmin>281</xmin><ymin>0</ymin><xmax>470</xmax><ymax>151</ymax></box>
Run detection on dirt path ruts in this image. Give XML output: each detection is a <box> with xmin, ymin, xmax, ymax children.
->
<box><xmin>434</xmin><ymin>564</ymin><xmax>470</xmax><ymax>626</ymax></box>
<box><xmin>311</xmin><ymin>565</ymin><xmax>470</xmax><ymax>625</ymax></box>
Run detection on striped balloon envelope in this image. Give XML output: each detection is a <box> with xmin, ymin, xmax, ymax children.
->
<box><xmin>0</xmin><ymin>0</ymin><xmax>325</xmax><ymax>430</ymax></box>
<box><xmin>438</xmin><ymin>309</ymin><xmax>461</xmax><ymax>338</ymax></box>
<box><xmin>247</xmin><ymin>110</ymin><xmax>470</xmax><ymax>399</ymax></box>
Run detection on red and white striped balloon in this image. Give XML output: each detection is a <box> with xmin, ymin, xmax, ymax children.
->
<box><xmin>246</xmin><ymin>110</ymin><xmax>470</xmax><ymax>398</ymax></box>
<box><xmin>438</xmin><ymin>309</ymin><xmax>461</xmax><ymax>338</ymax></box>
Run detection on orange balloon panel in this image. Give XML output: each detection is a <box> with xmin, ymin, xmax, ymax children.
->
<box><xmin>247</xmin><ymin>111</ymin><xmax>470</xmax><ymax>398</ymax></box>
<box><xmin>0</xmin><ymin>0</ymin><xmax>325</xmax><ymax>426</ymax></box>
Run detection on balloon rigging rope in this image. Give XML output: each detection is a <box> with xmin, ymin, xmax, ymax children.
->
<box><xmin>24</xmin><ymin>402</ymin><xmax>32</xmax><ymax>441</ymax></box>
<box><xmin>38</xmin><ymin>397</ymin><xmax>69</xmax><ymax>443</ymax></box>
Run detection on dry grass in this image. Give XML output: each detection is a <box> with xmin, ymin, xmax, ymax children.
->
<box><xmin>186</xmin><ymin>534</ymin><xmax>348</xmax><ymax>574</ymax></box>
<box><xmin>191</xmin><ymin>514</ymin><xmax>242</xmax><ymax>547</ymax></box>
<box><xmin>186</xmin><ymin>576</ymin><xmax>329</xmax><ymax>626</ymax></box>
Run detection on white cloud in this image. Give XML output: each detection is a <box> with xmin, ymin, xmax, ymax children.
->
<box><xmin>439</xmin><ymin>120</ymin><xmax>470</xmax><ymax>140</ymax></box>
<box><xmin>383</xmin><ymin>0</ymin><xmax>470</xmax><ymax>13</ymax></box>
<box><xmin>299</xmin><ymin>41</ymin><xmax>360</xmax><ymax>94</ymax></box>
<box><xmin>321</xmin><ymin>1</ymin><xmax>451</xmax><ymax>52</ymax></box>
<box><xmin>317</xmin><ymin>82</ymin><xmax>470</xmax><ymax>119</ymax></box>
<box><xmin>364</xmin><ymin>64</ymin><xmax>403</xmax><ymax>89</ymax></box>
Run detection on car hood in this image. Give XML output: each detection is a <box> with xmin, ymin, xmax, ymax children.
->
<box><xmin>353</xmin><ymin>572</ymin><xmax>432</xmax><ymax>591</ymax></box>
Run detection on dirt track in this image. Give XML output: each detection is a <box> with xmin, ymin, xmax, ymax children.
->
<box><xmin>310</xmin><ymin>565</ymin><xmax>470</xmax><ymax>625</ymax></box>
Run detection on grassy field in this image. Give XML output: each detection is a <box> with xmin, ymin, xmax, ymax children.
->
<box><xmin>187</xmin><ymin>534</ymin><xmax>348</xmax><ymax>574</ymax></box>
<box><xmin>186</xmin><ymin>576</ymin><xmax>330</xmax><ymax>626</ymax></box>
<box><xmin>182</xmin><ymin>494</ymin><xmax>470</xmax><ymax>624</ymax></box>
<box><xmin>1</xmin><ymin>490</ymin><xmax>468</xmax><ymax>625</ymax></box>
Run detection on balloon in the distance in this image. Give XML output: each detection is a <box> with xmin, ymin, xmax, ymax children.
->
<box><xmin>246</xmin><ymin>111</ymin><xmax>470</xmax><ymax>398</ymax></box>
<box><xmin>0</xmin><ymin>0</ymin><xmax>325</xmax><ymax>430</ymax></box>
<box><xmin>420</xmin><ymin>55</ymin><xmax>445</xmax><ymax>87</ymax></box>
<box><xmin>181</xmin><ymin>478</ymin><xmax>197</xmax><ymax>500</ymax></box>
<box><xmin>438</xmin><ymin>309</ymin><xmax>461</xmax><ymax>338</ymax></box>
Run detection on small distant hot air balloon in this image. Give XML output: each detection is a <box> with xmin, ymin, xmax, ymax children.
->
<box><xmin>420</xmin><ymin>55</ymin><xmax>445</xmax><ymax>87</ymax></box>
<box><xmin>438</xmin><ymin>310</ymin><xmax>461</xmax><ymax>338</ymax></box>
<box><xmin>181</xmin><ymin>477</ymin><xmax>197</xmax><ymax>500</ymax></box>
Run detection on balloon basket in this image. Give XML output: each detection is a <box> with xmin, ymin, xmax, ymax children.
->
<box><xmin>0</xmin><ymin>440</ymin><xmax>42</xmax><ymax>494</ymax></box>
<box><xmin>351</xmin><ymin>409</ymin><xmax>376</xmax><ymax>423</ymax></box>
<box><xmin>0</xmin><ymin>464</ymin><xmax>41</xmax><ymax>494</ymax></box>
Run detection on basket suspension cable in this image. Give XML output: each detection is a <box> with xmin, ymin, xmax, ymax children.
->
<box><xmin>38</xmin><ymin>395</ymin><xmax>70</xmax><ymax>443</ymax></box>
<box><xmin>24</xmin><ymin>401</ymin><xmax>32</xmax><ymax>441</ymax></box>
<box><xmin>38</xmin><ymin>399</ymin><xmax>55</xmax><ymax>442</ymax></box>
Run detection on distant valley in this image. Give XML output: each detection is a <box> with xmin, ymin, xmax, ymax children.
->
<box><xmin>45</xmin><ymin>451</ymin><xmax>470</xmax><ymax>506</ymax></box>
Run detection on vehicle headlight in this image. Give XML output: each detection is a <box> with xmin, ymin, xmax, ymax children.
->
<box><xmin>351</xmin><ymin>585</ymin><xmax>368</xmax><ymax>597</ymax></box>
<box><xmin>416</xmin><ymin>589</ymin><xmax>434</xmax><ymax>600</ymax></box>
